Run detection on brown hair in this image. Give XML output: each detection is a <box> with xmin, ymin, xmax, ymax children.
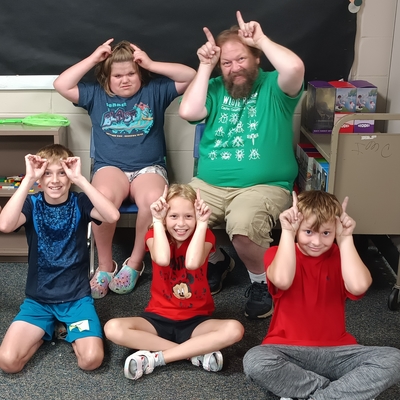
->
<box><xmin>36</xmin><ymin>144</ymin><xmax>74</xmax><ymax>162</ymax></box>
<box><xmin>297</xmin><ymin>190</ymin><xmax>342</xmax><ymax>231</ymax></box>
<box><xmin>216</xmin><ymin>25</ymin><xmax>262</xmax><ymax>62</ymax></box>
<box><xmin>94</xmin><ymin>40</ymin><xmax>151</xmax><ymax>96</ymax></box>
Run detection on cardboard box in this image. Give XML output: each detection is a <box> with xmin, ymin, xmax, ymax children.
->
<box><xmin>329</xmin><ymin>81</ymin><xmax>357</xmax><ymax>133</ymax></box>
<box><xmin>349</xmin><ymin>80</ymin><xmax>378</xmax><ymax>133</ymax></box>
<box><xmin>305</xmin><ymin>81</ymin><xmax>335</xmax><ymax>133</ymax></box>
<box><xmin>329</xmin><ymin>81</ymin><xmax>357</xmax><ymax>113</ymax></box>
<box><xmin>333</xmin><ymin>113</ymin><xmax>354</xmax><ymax>134</ymax></box>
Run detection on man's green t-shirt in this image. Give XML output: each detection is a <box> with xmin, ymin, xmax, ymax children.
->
<box><xmin>197</xmin><ymin>69</ymin><xmax>302</xmax><ymax>191</ymax></box>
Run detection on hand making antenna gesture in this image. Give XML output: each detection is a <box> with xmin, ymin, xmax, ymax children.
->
<box><xmin>197</xmin><ymin>27</ymin><xmax>221</xmax><ymax>66</ymax></box>
<box><xmin>335</xmin><ymin>196</ymin><xmax>356</xmax><ymax>243</ymax></box>
<box><xmin>279</xmin><ymin>191</ymin><xmax>303</xmax><ymax>237</ymax></box>
<box><xmin>150</xmin><ymin>185</ymin><xmax>169</xmax><ymax>223</ymax></box>
<box><xmin>194</xmin><ymin>189</ymin><xmax>212</xmax><ymax>224</ymax></box>
<box><xmin>91</xmin><ymin>38</ymin><xmax>114</xmax><ymax>63</ymax></box>
<box><xmin>236</xmin><ymin>10</ymin><xmax>266</xmax><ymax>49</ymax></box>
<box><xmin>130</xmin><ymin>44</ymin><xmax>153</xmax><ymax>70</ymax></box>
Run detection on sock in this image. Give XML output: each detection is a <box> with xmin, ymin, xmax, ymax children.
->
<box><xmin>208</xmin><ymin>247</ymin><xmax>225</xmax><ymax>264</ymax></box>
<box><xmin>129</xmin><ymin>351</ymin><xmax>166</xmax><ymax>375</ymax></box>
<box><xmin>248</xmin><ymin>271</ymin><xmax>266</xmax><ymax>284</ymax></box>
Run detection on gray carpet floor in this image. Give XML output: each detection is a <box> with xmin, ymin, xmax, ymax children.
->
<box><xmin>1</xmin><ymin>230</ymin><xmax>400</xmax><ymax>400</ymax></box>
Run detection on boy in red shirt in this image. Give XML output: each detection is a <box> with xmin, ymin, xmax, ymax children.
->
<box><xmin>243</xmin><ymin>190</ymin><xmax>400</xmax><ymax>400</ymax></box>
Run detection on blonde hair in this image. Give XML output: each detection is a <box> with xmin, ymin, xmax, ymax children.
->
<box><xmin>94</xmin><ymin>40</ymin><xmax>151</xmax><ymax>96</ymax></box>
<box><xmin>36</xmin><ymin>144</ymin><xmax>74</xmax><ymax>163</ymax></box>
<box><xmin>166</xmin><ymin>183</ymin><xmax>196</xmax><ymax>204</ymax></box>
<box><xmin>149</xmin><ymin>184</ymin><xmax>197</xmax><ymax>231</ymax></box>
<box><xmin>297</xmin><ymin>190</ymin><xmax>342</xmax><ymax>231</ymax></box>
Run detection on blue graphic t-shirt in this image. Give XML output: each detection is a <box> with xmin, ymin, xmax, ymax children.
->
<box><xmin>77</xmin><ymin>77</ymin><xmax>178</xmax><ymax>173</ymax></box>
<box><xmin>21</xmin><ymin>191</ymin><xmax>97</xmax><ymax>303</ymax></box>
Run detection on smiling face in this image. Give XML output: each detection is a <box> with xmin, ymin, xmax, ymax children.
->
<box><xmin>39</xmin><ymin>161</ymin><xmax>71</xmax><ymax>205</ymax></box>
<box><xmin>109</xmin><ymin>61</ymin><xmax>142</xmax><ymax>97</ymax></box>
<box><xmin>165</xmin><ymin>196</ymin><xmax>196</xmax><ymax>246</ymax></box>
<box><xmin>297</xmin><ymin>215</ymin><xmax>336</xmax><ymax>257</ymax></box>
<box><xmin>220</xmin><ymin>40</ymin><xmax>259</xmax><ymax>99</ymax></box>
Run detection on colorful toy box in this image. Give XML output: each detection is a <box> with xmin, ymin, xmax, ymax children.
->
<box><xmin>311</xmin><ymin>158</ymin><xmax>329</xmax><ymax>192</ymax></box>
<box><xmin>296</xmin><ymin>143</ymin><xmax>324</xmax><ymax>192</ymax></box>
<box><xmin>305</xmin><ymin>81</ymin><xmax>335</xmax><ymax>133</ymax></box>
<box><xmin>328</xmin><ymin>81</ymin><xmax>357</xmax><ymax>133</ymax></box>
<box><xmin>349</xmin><ymin>80</ymin><xmax>378</xmax><ymax>133</ymax></box>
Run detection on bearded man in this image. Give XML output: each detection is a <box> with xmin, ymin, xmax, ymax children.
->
<box><xmin>179</xmin><ymin>11</ymin><xmax>304</xmax><ymax>319</ymax></box>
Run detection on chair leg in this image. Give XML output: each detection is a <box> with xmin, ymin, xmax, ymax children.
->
<box><xmin>88</xmin><ymin>223</ymin><xmax>96</xmax><ymax>278</ymax></box>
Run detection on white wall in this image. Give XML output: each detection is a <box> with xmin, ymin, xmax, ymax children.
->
<box><xmin>0</xmin><ymin>1</ymin><xmax>397</xmax><ymax>183</ymax></box>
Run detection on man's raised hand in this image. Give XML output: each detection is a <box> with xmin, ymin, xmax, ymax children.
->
<box><xmin>197</xmin><ymin>27</ymin><xmax>220</xmax><ymax>66</ymax></box>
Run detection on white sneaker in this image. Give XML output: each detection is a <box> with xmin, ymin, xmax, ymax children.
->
<box><xmin>191</xmin><ymin>351</ymin><xmax>223</xmax><ymax>372</ymax></box>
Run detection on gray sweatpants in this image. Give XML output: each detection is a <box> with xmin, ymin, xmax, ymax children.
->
<box><xmin>243</xmin><ymin>344</ymin><xmax>400</xmax><ymax>400</ymax></box>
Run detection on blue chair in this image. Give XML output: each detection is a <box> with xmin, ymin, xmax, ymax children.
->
<box><xmin>88</xmin><ymin>129</ymin><xmax>138</xmax><ymax>277</ymax></box>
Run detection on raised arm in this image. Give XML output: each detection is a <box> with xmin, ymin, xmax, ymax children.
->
<box><xmin>0</xmin><ymin>155</ymin><xmax>47</xmax><ymax>232</ymax></box>
<box><xmin>53</xmin><ymin>39</ymin><xmax>114</xmax><ymax>103</ymax></box>
<box><xmin>335</xmin><ymin>197</ymin><xmax>372</xmax><ymax>295</ymax></box>
<box><xmin>185</xmin><ymin>189</ymin><xmax>213</xmax><ymax>270</ymax></box>
<box><xmin>61</xmin><ymin>157</ymin><xmax>119</xmax><ymax>224</ymax></box>
<box><xmin>179</xmin><ymin>27</ymin><xmax>220</xmax><ymax>121</ymax></box>
<box><xmin>146</xmin><ymin>185</ymin><xmax>171</xmax><ymax>266</ymax></box>
<box><xmin>267</xmin><ymin>192</ymin><xmax>302</xmax><ymax>290</ymax></box>
<box><xmin>130</xmin><ymin>44</ymin><xmax>196</xmax><ymax>95</ymax></box>
<box><xmin>236</xmin><ymin>11</ymin><xmax>304</xmax><ymax>97</ymax></box>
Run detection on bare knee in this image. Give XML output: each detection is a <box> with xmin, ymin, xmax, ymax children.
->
<box><xmin>0</xmin><ymin>349</ymin><xmax>25</xmax><ymax>374</ymax></box>
<box><xmin>104</xmin><ymin>319</ymin><xmax>124</xmax><ymax>343</ymax></box>
<box><xmin>76</xmin><ymin>346</ymin><xmax>104</xmax><ymax>371</ymax></box>
<box><xmin>74</xmin><ymin>338</ymin><xmax>104</xmax><ymax>371</ymax></box>
<box><xmin>222</xmin><ymin>320</ymin><xmax>245</xmax><ymax>345</ymax></box>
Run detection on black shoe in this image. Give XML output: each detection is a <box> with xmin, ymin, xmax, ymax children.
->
<box><xmin>244</xmin><ymin>281</ymin><xmax>273</xmax><ymax>319</ymax></box>
<box><xmin>207</xmin><ymin>248</ymin><xmax>235</xmax><ymax>295</ymax></box>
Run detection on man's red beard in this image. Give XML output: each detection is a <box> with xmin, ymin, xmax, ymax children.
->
<box><xmin>223</xmin><ymin>66</ymin><xmax>259</xmax><ymax>99</ymax></box>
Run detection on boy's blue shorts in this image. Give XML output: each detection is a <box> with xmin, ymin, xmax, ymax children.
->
<box><xmin>13</xmin><ymin>296</ymin><xmax>103</xmax><ymax>343</ymax></box>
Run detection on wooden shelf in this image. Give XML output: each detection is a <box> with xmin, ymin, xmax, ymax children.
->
<box><xmin>0</xmin><ymin>228</ymin><xmax>28</xmax><ymax>262</ymax></box>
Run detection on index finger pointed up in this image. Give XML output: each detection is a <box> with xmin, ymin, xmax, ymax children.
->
<box><xmin>130</xmin><ymin>43</ymin><xmax>141</xmax><ymax>52</ymax></box>
<box><xmin>104</xmin><ymin>38</ymin><xmax>114</xmax><ymax>46</ymax></box>
<box><xmin>203</xmin><ymin>27</ymin><xmax>216</xmax><ymax>45</ymax></box>
<box><xmin>162</xmin><ymin>185</ymin><xmax>168</xmax><ymax>200</ymax></box>
<box><xmin>236</xmin><ymin>10</ymin><xmax>245</xmax><ymax>28</ymax></box>
<box><xmin>196</xmin><ymin>188</ymin><xmax>202</xmax><ymax>202</ymax></box>
<box><xmin>341</xmin><ymin>196</ymin><xmax>349</xmax><ymax>213</ymax></box>
<box><xmin>292</xmin><ymin>191</ymin><xmax>298</xmax><ymax>208</ymax></box>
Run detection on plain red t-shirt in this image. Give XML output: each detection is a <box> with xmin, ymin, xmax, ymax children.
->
<box><xmin>262</xmin><ymin>244</ymin><xmax>364</xmax><ymax>346</ymax></box>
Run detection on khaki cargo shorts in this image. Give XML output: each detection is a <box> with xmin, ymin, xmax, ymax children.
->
<box><xmin>189</xmin><ymin>177</ymin><xmax>291</xmax><ymax>248</ymax></box>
